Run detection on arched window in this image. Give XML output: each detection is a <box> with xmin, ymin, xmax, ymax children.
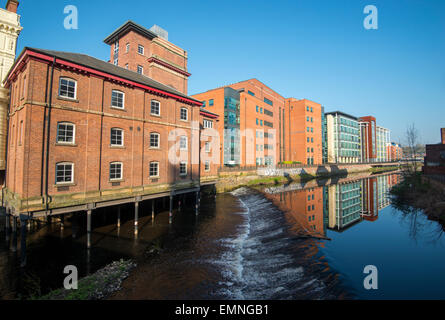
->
<box><xmin>149</xmin><ymin>162</ymin><xmax>159</xmax><ymax>177</ymax></box>
<box><xmin>111</xmin><ymin>90</ymin><xmax>125</xmax><ymax>109</ymax></box>
<box><xmin>57</xmin><ymin>122</ymin><xmax>75</xmax><ymax>144</ymax></box>
<box><xmin>109</xmin><ymin>162</ymin><xmax>123</xmax><ymax>181</ymax></box>
<box><xmin>110</xmin><ymin>128</ymin><xmax>124</xmax><ymax>146</ymax></box>
<box><xmin>59</xmin><ymin>77</ymin><xmax>77</xmax><ymax>99</ymax></box>
<box><xmin>56</xmin><ymin>162</ymin><xmax>74</xmax><ymax>184</ymax></box>
<box><xmin>151</xmin><ymin>100</ymin><xmax>160</xmax><ymax>116</ymax></box>
<box><xmin>150</xmin><ymin>132</ymin><xmax>160</xmax><ymax>148</ymax></box>
<box><xmin>180</xmin><ymin>107</ymin><xmax>188</xmax><ymax>121</ymax></box>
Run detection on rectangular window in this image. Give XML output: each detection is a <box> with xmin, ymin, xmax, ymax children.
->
<box><xmin>126</xmin><ymin>43</ymin><xmax>130</xmax><ymax>53</ymax></box>
<box><xmin>151</xmin><ymin>100</ymin><xmax>160</xmax><ymax>116</ymax></box>
<box><xmin>138</xmin><ymin>44</ymin><xmax>144</xmax><ymax>55</ymax></box>
<box><xmin>264</xmin><ymin>121</ymin><xmax>273</xmax><ymax>128</ymax></box>
<box><xmin>111</xmin><ymin>90</ymin><xmax>124</xmax><ymax>109</ymax></box>
<box><xmin>110</xmin><ymin>162</ymin><xmax>122</xmax><ymax>180</ymax></box>
<box><xmin>125</xmin><ymin>64</ymin><xmax>129</xmax><ymax>69</ymax></box>
<box><xmin>180</xmin><ymin>108</ymin><xmax>188</xmax><ymax>121</ymax></box>
<box><xmin>179</xmin><ymin>162</ymin><xmax>187</xmax><ymax>176</ymax></box>
<box><xmin>180</xmin><ymin>136</ymin><xmax>188</xmax><ymax>150</ymax></box>
<box><xmin>111</xmin><ymin>128</ymin><xmax>123</xmax><ymax>146</ymax></box>
<box><xmin>205</xmin><ymin>141</ymin><xmax>211</xmax><ymax>152</ymax></box>
<box><xmin>150</xmin><ymin>132</ymin><xmax>160</xmax><ymax>148</ymax></box>
<box><xmin>209</xmin><ymin>99</ymin><xmax>214</xmax><ymax>106</ymax></box>
<box><xmin>256</xmin><ymin>106</ymin><xmax>259</xmax><ymax>113</ymax></box>
<box><xmin>59</xmin><ymin>78</ymin><xmax>76</xmax><ymax>99</ymax></box>
<box><xmin>264</xmin><ymin>109</ymin><xmax>273</xmax><ymax>117</ymax></box>
<box><xmin>260</xmin><ymin>120</ymin><xmax>263</xmax><ymax>126</ymax></box>
<box><xmin>56</xmin><ymin>163</ymin><xmax>73</xmax><ymax>184</ymax></box>
<box><xmin>203</xmin><ymin>120</ymin><xmax>213</xmax><ymax>129</ymax></box>
<box><xmin>204</xmin><ymin>161</ymin><xmax>210</xmax><ymax>171</ymax></box>
<box><xmin>57</xmin><ymin>122</ymin><xmax>75</xmax><ymax>144</ymax></box>
<box><xmin>137</xmin><ymin>65</ymin><xmax>143</xmax><ymax>75</ymax></box>
<box><xmin>247</xmin><ymin>90</ymin><xmax>255</xmax><ymax>96</ymax></box>
<box><xmin>149</xmin><ymin>162</ymin><xmax>159</xmax><ymax>177</ymax></box>
<box><xmin>264</xmin><ymin>97</ymin><xmax>273</xmax><ymax>106</ymax></box>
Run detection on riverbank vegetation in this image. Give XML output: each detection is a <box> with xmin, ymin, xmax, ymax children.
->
<box><xmin>36</xmin><ymin>259</ymin><xmax>136</xmax><ymax>300</ymax></box>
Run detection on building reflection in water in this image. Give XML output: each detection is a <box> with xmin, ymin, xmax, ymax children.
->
<box><xmin>264</xmin><ymin>173</ymin><xmax>400</xmax><ymax>236</ymax></box>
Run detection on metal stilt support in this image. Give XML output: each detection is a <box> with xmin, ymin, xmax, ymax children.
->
<box><xmin>134</xmin><ymin>202</ymin><xmax>139</xmax><ymax>235</ymax></box>
<box><xmin>87</xmin><ymin>209</ymin><xmax>92</xmax><ymax>249</ymax></box>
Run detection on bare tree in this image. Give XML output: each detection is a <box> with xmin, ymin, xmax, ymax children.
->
<box><xmin>405</xmin><ymin>123</ymin><xmax>419</xmax><ymax>176</ymax></box>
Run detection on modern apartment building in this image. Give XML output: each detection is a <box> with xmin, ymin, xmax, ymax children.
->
<box><xmin>388</xmin><ymin>142</ymin><xmax>403</xmax><ymax>161</ymax></box>
<box><xmin>192</xmin><ymin>79</ymin><xmax>285</xmax><ymax>166</ymax></box>
<box><xmin>359</xmin><ymin>116</ymin><xmax>377</xmax><ymax>163</ymax></box>
<box><xmin>2</xmin><ymin>21</ymin><xmax>219</xmax><ymax>216</ymax></box>
<box><xmin>325</xmin><ymin>111</ymin><xmax>361</xmax><ymax>163</ymax></box>
<box><xmin>327</xmin><ymin>180</ymin><xmax>363</xmax><ymax>231</ymax></box>
<box><xmin>0</xmin><ymin>0</ymin><xmax>22</xmax><ymax>179</ymax></box>
<box><xmin>376</xmin><ymin>126</ymin><xmax>390</xmax><ymax>162</ymax></box>
<box><xmin>285</xmin><ymin>98</ymin><xmax>323</xmax><ymax>165</ymax></box>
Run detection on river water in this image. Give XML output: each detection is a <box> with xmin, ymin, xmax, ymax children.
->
<box><xmin>1</xmin><ymin>172</ymin><xmax>445</xmax><ymax>300</ymax></box>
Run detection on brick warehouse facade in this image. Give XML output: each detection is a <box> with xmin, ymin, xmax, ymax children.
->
<box><xmin>104</xmin><ymin>21</ymin><xmax>190</xmax><ymax>95</ymax></box>
<box><xmin>3</xmin><ymin>47</ymin><xmax>219</xmax><ymax>215</ymax></box>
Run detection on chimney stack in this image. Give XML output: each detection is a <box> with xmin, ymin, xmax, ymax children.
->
<box><xmin>441</xmin><ymin>128</ymin><xmax>445</xmax><ymax>144</ymax></box>
<box><xmin>6</xmin><ymin>0</ymin><xmax>19</xmax><ymax>13</ymax></box>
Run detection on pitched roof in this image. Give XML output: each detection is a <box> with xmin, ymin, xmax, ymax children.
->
<box><xmin>15</xmin><ymin>47</ymin><xmax>201</xmax><ymax>105</ymax></box>
<box><xmin>103</xmin><ymin>20</ymin><xmax>157</xmax><ymax>44</ymax></box>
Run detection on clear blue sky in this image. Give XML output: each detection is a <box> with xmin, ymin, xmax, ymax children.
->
<box><xmin>15</xmin><ymin>0</ymin><xmax>445</xmax><ymax>144</ymax></box>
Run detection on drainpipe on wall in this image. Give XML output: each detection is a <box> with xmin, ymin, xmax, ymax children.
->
<box><xmin>44</xmin><ymin>57</ymin><xmax>56</xmax><ymax>213</ymax></box>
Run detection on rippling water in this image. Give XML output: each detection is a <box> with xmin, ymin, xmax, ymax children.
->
<box><xmin>1</xmin><ymin>172</ymin><xmax>445</xmax><ymax>299</ymax></box>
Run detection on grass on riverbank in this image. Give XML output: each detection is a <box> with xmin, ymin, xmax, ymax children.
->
<box><xmin>36</xmin><ymin>259</ymin><xmax>136</xmax><ymax>300</ymax></box>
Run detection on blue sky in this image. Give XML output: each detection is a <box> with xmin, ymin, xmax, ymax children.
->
<box><xmin>15</xmin><ymin>0</ymin><xmax>445</xmax><ymax>144</ymax></box>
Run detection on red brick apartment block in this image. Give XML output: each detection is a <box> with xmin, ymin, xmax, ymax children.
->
<box><xmin>104</xmin><ymin>21</ymin><xmax>190</xmax><ymax>95</ymax></box>
<box><xmin>285</xmin><ymin>98</ymin><xmax>323</xmax><ymax>165</ymax></box>
<box><xmin>423</xmin><ymin>128</ymin><xmax>445</xmax><ymax>175</ymax></box>
<box><xmin>192</xmin><ymin>79</ymin><xmax>323</xmax><ymax>166</ymax></box>
<box><xmin>3</xmin><ymin>47</ymin><xmax>218</xmax><ymax>215</ymax></box>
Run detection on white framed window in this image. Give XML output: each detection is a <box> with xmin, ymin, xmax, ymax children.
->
<box><xmin>138</xmin><ymin>44</ymin><xmax>144</xmax><ymax>55</ymax></box>
<box><xmin>114</xmin><ymin>40</ymin><xmax>119</xmax><ymax>54</ymax></box>
<box><xmin>204</xmin><ymin>161</ymin><xmax>210</xmax><ymax>172</ymax></box>
<box><xmin>114</xmin><ymin>57</ymin><xmax>118</xmax><ymax>66</ymax></box>
<box><xmin>150</xmin><ymin>132</ymin><xmax>160</xmax><ymax>148</ymax></box>
<box><xmin>149</xmin><ymin>162</ymin><xmax>159</xmax><ymax>177</ymax></box>
<box><xmin>179</xmin><ymin>161</ymin><xmax>187</xmax><ymax>176</ymax></box>
<box><xmin>205</xmin><ymin>141</ymin><xmax>210</xmax><ymax>153</ymax></box>
<box><xmin>126</xmin><ymin>43</ymin><xmax>130</xmax><ymax>53</ymax></box>
<box><xmin>125</xmin><ymin>64</ymin><xmax>129</xmax><ymax>69</ymax></box>
<box><xmin>203</xmin><ymin>119</ymin><xmax>213</xmax><ymax>129</ymax></box>
<box><xmin>57</xmin><ymin>122</ymin><xmax>75</xmax><ymax>144</ymax></box>
<box><xmin>111</xmin><ymin>90</ymin><xmax>125</xmax><ymax>109</ymax></box>
<box><xmin>137</xmin><ymin>65</ymin><xmax>143</xmax><ymax>75</ymax></box>
<box><xmin>110</xmin><ymin>162</ymin><xmax>123</xmax><ymax>181</ymax></box>
<box><xmin>180</xmin><ymin>107</ymin><xmax>188</xmax><ymax>121</ymax></box>
<box><xmin>179</xmin><ymin>136</ymin><xmax>187</xmax><ymax>150</ymax></box>
<box><xmin>56</xmin><ymin>162</ymin><xmax>74</xmax><ymax>184</ymax></box>
<box><xmin>151</xmin><ymin>100</ymin><xmax>160</xmax><ymax>116</ymax></box>
<box><xmin>59</xmin><ymin>78</ymin><xmax>77</xmax><ymax>99</ymax></box>
<box><xmin>110</xmin><ymin>128</ymin><xmax>124</xmax><ymax>146</ymax></box>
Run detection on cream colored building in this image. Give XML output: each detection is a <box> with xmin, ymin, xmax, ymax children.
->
<box><xmin>0</xmin><ymin>0</ymin><xmax>22</xmax><ymax>172</ymax></box>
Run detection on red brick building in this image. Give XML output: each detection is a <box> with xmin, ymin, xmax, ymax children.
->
<box><xmin>104</xmin><ymin>21</ymin><xmax>190</xmax><ymax>95</ymax></box>
<box><xmin>359</xmin><ymin>116</ymin><xmax>377</xmax><ymax>162</ymax></box>
<box><xmin>2</xmin><ymin>22</ymin><xmax>219</xmax><ymax>217</ymax></box>
<box><xmin>423</xmin><ymin>128</ymin><xmax>445</xmax><ymax>175</ymax></box>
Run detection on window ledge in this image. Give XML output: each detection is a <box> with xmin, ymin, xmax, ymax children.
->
<box><xmin>110</xmin><ymin>145</ymin><xmax>125</xmax><ymax>149</ymax></box>
<box><xmin>150</xmin><ymin>113</ymin><xmax>161</xmax><ymax>118</ymax></box>
<box><xmin>109</xmin><ymin>179</ymin><xmax>125</xmax><ymax>183</ymax></box>
<box><xmin>149</xmin><ymin>147</ymin><xmax>160</xmax><ymax>150</ymax></box>
<box><xmin>54</xmin><ymin>182</ymin><xmax>76</xmax><ymax>187</ymax></box>
<box><xmin>55</xmin><ymin>143</ymin><xmax>77</xmax><ymax>147</ymax></box>
<box><xmin>180</xmin><ymin>119</ymin><xmax>189</xmax><ymax>122</ymax></box>
<box><xmin>110</xmin><ymin>106</ymin><xmax>126</xmax><ymax>111</ymax></box>
<box><xmin>58</xmin><ymin>96</ymin><xmax>79</xmax><ymax>103</ymax></box>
